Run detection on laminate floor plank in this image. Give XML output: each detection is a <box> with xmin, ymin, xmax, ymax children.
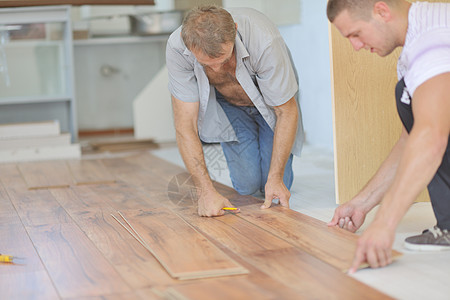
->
<box><xmin>120</xmin><ymin>208</ymin><xmax>248</xmax><ymax>280</ymax></box>
<box><xmin>0</xmin><ymin>181</ymin><xmax>21</xmax><ymax>226</ymax></box>
<box><xmin>64</xmin><ymin>290</ymin><xmax>161</xmax><ymax>300</ymax></box>
<box><xmin>88</xmin><ymin>182</ymin><xmax>174</xmax><ymax>211</ymax></box>
<box><xmin>123</xmin><ymin>153</ymin><xmax>186</xmax><ymax>182</ymax></box>
<box><xmin>18</xmin><ymin>161</ymin><xmax>74</xmax><ymax>189</ymax></box>
<box><xmin>175</xmin><ymin>207</ymin><xmax>392</xmax><ymax>299</ymax></box>
<box><xmin>26</xmin><ymin>223</ymin><xmax>131</xmax><ymax>299</ymax></box>
<box><xmin>50</xmin><ymin>186</ymin><xmax>181</xmax><ymax>289</ymax></box>
<box><xmin>1</xmin><ymin>164</ymin><xmax>72</xmax><ymax>227</ymax></box>
<box><xmin>101</xmin><ymin>157</ymin><xmax>168</xmax><ymax>192</ymax></box>
<box><xmin>0</xmin><ymin>221</ymin><xmax>59</xmax><ymax>299</ymax></box>
<box><xmin>238</xmin><ymin>204</ymin><xmax>402</xmax><ymax>272</ymax></box>
<box><xmin>162</xmin><ymin>277</ymin><xmax>296</xmax><ymax>300</ymax></box>
<box><xmin>67</xmin><ymin>159</ymin><xmax>116</xmax><ymax>185</ymax></box>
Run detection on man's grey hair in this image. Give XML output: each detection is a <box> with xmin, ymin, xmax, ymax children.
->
<box><xmin>326</xmin><ymin>0</ymin><xmax>400</xmax><ymax>22</ymax></box>
<box><xmin>181</xmin><ymin>5</ymin><xmax>236</xmax><ymax>58</ymax></box>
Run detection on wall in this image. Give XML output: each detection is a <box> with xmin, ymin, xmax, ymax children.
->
<box><xmin>277</xmin><ymin>0</ymin><xmax>333</xmax><ymax>149</ymax></box>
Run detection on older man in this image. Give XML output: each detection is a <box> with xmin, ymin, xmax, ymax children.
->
<box><xmin>327</xmin><ymin>0</ymin><xmax>450</xmax><ymax>272</ymax></box>
<box><xmin>166</xmin><ymin>6</ymin><xmax>304</xmax><ymax>217</ymax></box>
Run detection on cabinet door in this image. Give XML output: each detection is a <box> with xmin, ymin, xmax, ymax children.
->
<box><xmin>329</xmin><ymin>2</ymin><xmax>436</xmax><ymax>204</ymax></box>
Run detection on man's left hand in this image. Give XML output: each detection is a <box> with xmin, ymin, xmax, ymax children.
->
<box><xmin>261</xmin><ymin>178</ymin><xmax>290</xmax><ymax>209</ymax></box>
<box><xmin>349</xmin><ymin>220</ymin><xmax>395</xmax><ymax>274</ymax></box>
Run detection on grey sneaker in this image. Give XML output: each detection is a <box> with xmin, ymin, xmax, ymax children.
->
<box><xmin>404</xmin><ymin>226</ymin><xmax>450</xmax><ymax>251</ymax></box>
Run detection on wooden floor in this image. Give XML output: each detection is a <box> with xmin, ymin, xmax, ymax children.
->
<box><xmin>0</xmin><ymin>152</ymin><xmax>393</xmax><ymax>299</ymax></box>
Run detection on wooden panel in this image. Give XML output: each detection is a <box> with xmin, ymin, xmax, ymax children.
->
<box><xmin>176</xmin><ymin>207</ymin><xmax>392</xmax><ymax>299</ymax></box>
<box><xmin>237</xmin><ymin>204</ymin><xmax>401</xmax><ymax>272</ymax></box>
<box><xmin>329</xmin><ymin>21</ymin><xmax>430</xmax><ymax>203</ymax></box>
<box><xmin>119</xmin><ymin>208</ymin><xmax>248</xmax><ymax>280</ymax></box>
<box><xmin>0</xmin><ymin>0</ymin><xmax>154</xmax><ymax>7</ymax></box>
<box><xmin>0</xmin><ymin>180</ymin><xmax>20</xmax><ymax>226</ymax></box>
<box><xmin>0</xmin><ymin>223</ymin><xmax>60</xmax><ymax>299</ymax></box>
<box><xmin>0</xmin><ymin>183</ymin><xmax>59</xmax><ymax>299</ymax></box>
<box><xmin>0</xmin><ymin>164</ymin><xmax>71</xmax><ymax>227</ymax></box>
<box><xmin>26</xmin><ymin>223</ymin><xmax>130</xmax><ymax>299</ymax></box>
<box><xmin>18</xmin><ymin>161</ymin><xmax>74</xmax><ymax>189</ymax></box>
<box><xmin>50</xmin><ymin>186</ymin><xmax>181</xmax><ymax>289</ymax></box>
<box><xmin>73</xmin><ymin>291</ymin><xmax>160</xmax><ymax>300</ymax></box>
<box><xmin>67</xmin><ymin>159</ymin><xmax>116</xmax><ymax>185</ymax></box>
<box><xmin>164</xmin><ymin>278</ymin><xmax>285</xmax><ymax>300</ymax></box>
<box><xmin>88</xmin><ymin>182</ymin><xmax>170</xmax><ymax>210</ymax></box>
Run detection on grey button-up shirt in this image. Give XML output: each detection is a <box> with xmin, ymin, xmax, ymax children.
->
<box><xmin>166</xmin><ymin>7</ymin><xmax>304</xmax><ymax>156</ymax></box>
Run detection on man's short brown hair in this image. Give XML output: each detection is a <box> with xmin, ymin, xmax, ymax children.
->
<box><xmin>181</xmin><ymin>5</ymin><xmax>236</xmax><ymax>58</ymax></box>
<box><xmin>326</xmin><ymin>0</ymin><xmax>399</xmax><ymax>22</ymax></box>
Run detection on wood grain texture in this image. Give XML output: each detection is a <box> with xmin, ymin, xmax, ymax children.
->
<box><xmin>176</xmin><ymin>206</ymin><xmax>393</xmax><ymax>299</ymax></box>
<box><xmin>0</xmin><ymin>180</ymin><xmax>20</xmax><ymax>226</ymax></box>
<box><xmin>50</xmin><ymin>186</ymin><xmax>181</xmax><ymax>289</ymax></box>
<box><xmin>163</xmin><ymin>278</ymin><xmax>285</xmax><ymax>300</ymax></box>
<box><xmin>237</xmin><ymin>204</ymin><xmax>402</xmax><ymax>272</ymax></box>
<box><xmin>0</xmin><ymin>164</ymin><xmax>71</xmax><ymax>227</ymax></box>
<box><xmin>0</xmin><ymin>223</ymin><xmax>60</xmax><ymax>300</ymax></box>
<box><xmin>119</xmin><ymin>208</ymin><xmax>248</xmax><ymax>280</ymax></box>
<box><xmin>26</xmin><ymin>223</ymin><xmax>130</xmax><ymax>299</ymax></box>
<box><xmin>329</xmin><ymin>21</ymin><xmax>430</xmax><ymax>203</ymax></box>
<box><xmin>0</xmin><ymin>182</ymin><xmax>59</xmax><ymax>299</ymax></box>
<box><xmin>67</xmin><ymin>159</ymin><xmax>116</xmax><ymax>185</ymax></box>
<box><xmin>18</xmin><ymin>161</ymin><xmax>74</xmax><ymax>190</ymax></box>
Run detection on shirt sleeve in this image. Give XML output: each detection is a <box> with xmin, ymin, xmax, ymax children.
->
<box><xmin>405</xmin><ymin>28</ymin><xmax>450</xmax><ymax>97</ymax></box>
<box><xmin>166</xmin><ymin>34</ymin><xmax>200</xmax><ymax>103</ymax></box>
<box><xmin>253</xmin><ymin>36</ymin><xmax>298</xmax><ymax>107</ymax></box>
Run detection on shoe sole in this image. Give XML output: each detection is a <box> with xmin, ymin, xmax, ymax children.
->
<box><xmin>404</xmin><ymin>242</ymin><xmax>450</xmax><ymax>251</ymax></box>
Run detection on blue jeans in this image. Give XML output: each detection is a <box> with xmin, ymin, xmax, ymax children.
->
<box><xmin>216</xmin><ymin>93</ymin><xmax>294</xmax><ymax>195</ymax></box>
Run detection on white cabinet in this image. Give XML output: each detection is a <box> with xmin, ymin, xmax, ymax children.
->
<box><xmin>0</xmin><ymin>5</ymin><xmax>77</xmax><ymax>140</ymax></box>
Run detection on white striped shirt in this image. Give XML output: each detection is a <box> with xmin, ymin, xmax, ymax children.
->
<box><xmin>398</xmin><ymin>2</ymin><xmax>450</xmax><ymax>96</ymax></box>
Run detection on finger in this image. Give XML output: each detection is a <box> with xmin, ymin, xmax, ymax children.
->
<box><xmin>366</xmin><ymin>247</ymin><xmax>379</xmax><ymax>269</ymax></box>
<box><xmin>377</xmin><ymin>248</ymin><xmax>388</xmax><ymax>268</ymax></box>
<box><xmin>261</xmin><ymin>195</ymin><xmax>273</xmax><ymax>209</ymax></box>
<box><xmin>349</xmin><ymin>246</ymin><xmax>365</xmax><ymax>274</ymax></box>
<box><xmin>347</xmin><ymin>221</ymin><xmax>358</xmax><ymax>233</ymax></box>
<box><xmin>338</xmin><ymin>218</ymin><xmax>345</xmax><ymax>228</ymax></box>
<box><xmin>327</xmin><ymin>212</ymin><xmax>341</xmax><ymax>226</ymax></box>
<box><xmin>386</xmin><ymin>249</ymin><xmax>393</xmax><ymax>265</ymax></box>
<box><xmin>279</xmin><ymin>195</ymin><xmax>290</xmax><ymax>208</ymax></box>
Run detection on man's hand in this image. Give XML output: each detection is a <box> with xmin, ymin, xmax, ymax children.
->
<box><xmin>197</xmin><ymin>189</ymin><xmax>239</xmax><ymax>217</ymax></box>
<box><xmin>348</xmin><ymin>220</ymin><xmax>395</xmax><ymax>274</ymax></box>
<box><xmin>261</xmin><ymin>177</ymin><xmax>290</xmax><ymax>209</ymax></box>
<box><xmin>328</xmin><ymin>200</ymin><xmax>367</xmax><ymax>232</ymax></box>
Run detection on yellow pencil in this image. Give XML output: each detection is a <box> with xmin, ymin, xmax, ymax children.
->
<box><xmin>222</xmin><ymin>207</ymin><xmax>238</xmax><ymax>211</ymax></box>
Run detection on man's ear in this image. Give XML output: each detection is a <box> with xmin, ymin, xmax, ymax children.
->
<box><xmin>373</xmin><ymin>1</ymin><xmax>392</xmax><ymax>21</ymax></box>
<box><xmin>235</xmin><ymin>22</ymin><xmax>238</xmax><ymax>30</ymax></box>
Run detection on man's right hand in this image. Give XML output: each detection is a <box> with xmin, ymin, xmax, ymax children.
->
<box><xmin>327</xmin><ymin>200</ymin><xmax>367</xmax><ymax>233</ymax></box>
<box><xmin>197</xmin><ymin>189</ymin><xmax>239</xmax><ymax>217</ymax></box>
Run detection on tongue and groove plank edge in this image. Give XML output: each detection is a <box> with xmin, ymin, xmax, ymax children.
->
<box><xmin>236</xmin><ymin>204</ymin><xmax>402</xmax><ymax>272</ymax></box>
<box><xmin>17</xmin><ymin>161</ymin><xmax>74</xmax><ymax>189</ymax></box>
<box><xmin>115</xmin><ymin>208</ymin><xmax>249</xmax><ymax>280</ymax></box>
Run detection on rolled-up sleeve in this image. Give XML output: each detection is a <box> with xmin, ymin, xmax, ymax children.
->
<box><xmin>254</xmin><ymin>36</ymin><xmax>298</xmax><ymax>107</ymax></box>
<box><xmin>166</xmin><ymin>35</ymin><xmax>199</xmax><ymax>103</ymax></box>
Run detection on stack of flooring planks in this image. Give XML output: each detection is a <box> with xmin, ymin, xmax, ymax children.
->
<box><xmin>0</xmin><ymin>151</ymin><xmax>398</xmax><ymax>299</ymax></box>
<box><xmin>0</xmin><ymin>120</ymin><xmax>81</xmax><ymax>163</ymax></box>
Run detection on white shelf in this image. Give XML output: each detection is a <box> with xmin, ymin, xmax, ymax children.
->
<box><xmin>0</xmin><ymin>95</ymin><xmax>71</xmax><ymax>105</ymax></box>
<box><xmin>73</xmin><ymin>34</ymin><xmax>169</xmax><ymax>46</ymax></box>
